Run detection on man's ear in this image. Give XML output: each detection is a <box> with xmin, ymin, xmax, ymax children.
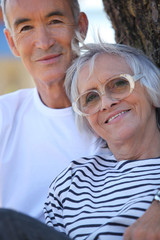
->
<box><xmin>78</xmin><ymin>12</ymin><xmax>88</xmax><ymax>40</ymax></box>
<box><xmin>4</xmin><ymin>28</ymin><xmax>20</xmax><ymax>57</ymax></box>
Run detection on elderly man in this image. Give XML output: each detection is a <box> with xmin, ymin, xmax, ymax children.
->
<box><xmin>0</xmin><ymin>0</ymin><xmax>99</xmax><ymax>222</ymax></box>
<box><xmin>0</xmin><ymin>0</ymin><xmax>160</xmax><ymax>239</ymax></box>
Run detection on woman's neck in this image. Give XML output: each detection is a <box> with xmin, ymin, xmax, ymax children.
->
<box><xmin>108</xmin><ymin>128</ymin><xmax>160</xmax><ymax>161</ymax></box>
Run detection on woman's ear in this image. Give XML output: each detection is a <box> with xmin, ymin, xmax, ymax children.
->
<box><xmin>78</xmin><ymin>12</ymin><xmax>88</xmax><ymax>40</ymax></box>
<box><xmin>4</xmin><ymin>28</ymin><xmax>20</xmax><ymax>57</ymax></box>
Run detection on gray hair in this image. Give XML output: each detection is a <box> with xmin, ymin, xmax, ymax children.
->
<box><xmin>1</xmin><ymin>0</ymin><xmax>9</xmax><ymax>29</ymax></box>
<box><xmin>69</xmin><ymin>0</ymin><xmax>80</xmax><ymax>24</ymax></box>
<box><xmin>65</xmin><ymin>42</ymin><xmax>160</xmax><ymax>137</ymax></box>
<box><xmin>1</xmin><ymin>0</ymin><xmax>80</xmax><ymax>31</ymax></box>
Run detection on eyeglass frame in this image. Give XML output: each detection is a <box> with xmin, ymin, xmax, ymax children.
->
<box><xmin>72</xmin><ymin>73</ymin><xmax>143</xmax><ymax>116</ymax></box>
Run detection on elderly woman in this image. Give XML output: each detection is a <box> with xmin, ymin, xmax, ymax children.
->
<box><xmin>44</xmin><ymin>43</ymin><xmax>160</xmax><ymax>240</ymax></box>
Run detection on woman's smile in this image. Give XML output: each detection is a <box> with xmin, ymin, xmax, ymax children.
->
<box><xmin>105</xmin><ymin>109</ymin><xmax>131</xmax><ymax>124</ymax></box>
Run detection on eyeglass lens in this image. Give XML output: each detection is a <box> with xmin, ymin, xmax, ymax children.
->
<box><xmin>77</xmin><ymin>76</ymin><xmax>131</xmax><ymax>115</ymax></box>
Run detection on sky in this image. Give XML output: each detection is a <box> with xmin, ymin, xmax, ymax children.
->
<box><xmin>78</xmin><ymin>0</ymin><xmax>115</xmax><ymax>44</ymax></box>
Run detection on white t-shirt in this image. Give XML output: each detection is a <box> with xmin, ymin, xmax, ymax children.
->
<box><xmin>44</xmin><ymin>152</ymin><xmax>160</xmax><ymax>240</ymax></box>
<box><xmin>0</xmin><ymin>88</ymin><xmax>100</xmax><ymax>222</ymax></box>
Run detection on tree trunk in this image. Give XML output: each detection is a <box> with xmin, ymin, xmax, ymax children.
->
<box><xmin>102</xmin><ymin>0</ymin><xmax>160</xmax><ymax>67</ymax></box>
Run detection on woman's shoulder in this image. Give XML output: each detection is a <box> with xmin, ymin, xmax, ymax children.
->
<box><xmin>49</xmin><ymin>149</ymin><xmax>115</xmax><ymax>193</ymax></box>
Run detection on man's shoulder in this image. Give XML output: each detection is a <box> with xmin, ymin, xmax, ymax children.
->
<box><xmin>0</xmin><ymin>88</ymin><xmax>35</xmax><ymax>113</ymax></box>
<box><xmin>0</xmin><ymin>88</ymin><xmax>34</xmax><ymax>104</ymax></box>
<box><xmin>0</xmin><ymin>88</ymin><xmax>35</xmax><ymax>128</ymax></box>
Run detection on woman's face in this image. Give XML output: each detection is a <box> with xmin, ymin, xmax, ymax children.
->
<box><xmin>77</xmin><ymin>53</ymin><xmax>156</xmax><ymax>145</ymax></box>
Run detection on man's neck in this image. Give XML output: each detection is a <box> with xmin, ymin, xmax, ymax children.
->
<box><xmin>37</xmin><ymin>83</ymin><xmax>71</xmax><ymax>109</ymax></box>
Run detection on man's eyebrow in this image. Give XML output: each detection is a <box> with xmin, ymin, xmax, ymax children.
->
<box><xmin>14</xmin><ymin>18</ymin><xmax>30</xmax><ymax>28</ymax></box>
<box><xmin>46</xmin><ymin>11</ymin><xmax>64</xmax><ymax>18</ymax></box>
<box><xmin>13</xmin><ymin>11</ymin><xmax>64</xmax><ymax>28</ymax></box>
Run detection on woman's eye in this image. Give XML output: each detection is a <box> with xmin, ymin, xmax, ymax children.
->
<box><xmin>86</xmin><ymin>92</ymin><xmax>99</xmax><ymax>104</ymax></box>
<box><xmin>107</xmin><ymin>78</ymin><xmax>129</xmax><ymax>92</ymax></box>
<box><xmin>115</xmin><ymin>79</ymin><xmax>129</xmax><ymax>88</ymax></box>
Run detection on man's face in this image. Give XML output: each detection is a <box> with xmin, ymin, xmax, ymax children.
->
<box><xmin>4</xmin><ymin>0</ymin><xmax>87</xmax><ymax>87</ymax></box>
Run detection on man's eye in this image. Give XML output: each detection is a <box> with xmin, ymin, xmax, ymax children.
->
<box><xmin>49</xmin><ymin>19</ymin><xmax>62</xmax><ymax>25</ymax></box>
<box><xmin>20</xmin><ymin>25</ymin><xmax>33</xmax><ymax>32</ymax></box>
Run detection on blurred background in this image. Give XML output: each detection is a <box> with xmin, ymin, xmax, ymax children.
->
<box><xmin>0</xmin><ymin>0</ymin><xmax>115</xmax><ymax>95</ymax></box>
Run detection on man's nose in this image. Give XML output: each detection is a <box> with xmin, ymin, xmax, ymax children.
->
<box><xmin>34</xmin><ymin>26</ymin><xmax>55</xmax><ymax>50</ymax></box>
<box><xmin>100</xmin><ymin>94</ymin><xmax>119</xmax><ymax>111</ymax></box>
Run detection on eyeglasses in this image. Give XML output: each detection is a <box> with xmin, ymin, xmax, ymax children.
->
<box><xmin>72</xmin><ymin>73</ymin><xmax>143</xmax><ymax>116</ymax></box>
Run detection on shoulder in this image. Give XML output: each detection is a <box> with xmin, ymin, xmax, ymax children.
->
<box><xmin>0</xmin><ymin>88</ymin><xmax>34</xmax><ymax>105</ymax></box>
<box><xmin>0</xmin><ymin>88</ymin><xmax>35</xmax><ymax>135</ymax></box>
<box><xmin>49</xmin><ymin>151</ymin><xmax>114</xmax><ymax>199</ymax></box>
<box><xmin>0</xmin><ymin>88</ymin><xmax>34</xmax><ymax>116</ymax></box>
<box><xmin>54</xmin><ymin>149</ymin><xmax>114</xmax><ymax>185</ymax></box>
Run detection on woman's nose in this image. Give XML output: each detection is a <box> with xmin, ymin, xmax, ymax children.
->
<box><xmin>100</xmin><ymin>94</ymin><xmax>119</xmax><ymax>111</ymax></box>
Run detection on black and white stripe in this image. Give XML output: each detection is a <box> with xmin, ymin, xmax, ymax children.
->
<box><xmin>44</xmin><ymin>153</ymin><xmax>160</xmax><ymax>240</ymax></box>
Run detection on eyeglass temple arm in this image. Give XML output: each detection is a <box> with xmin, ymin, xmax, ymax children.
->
<box><xmin>133</xmin><ymin>73</ymin><xmax>143</xmax><ymax>82</ymax></box>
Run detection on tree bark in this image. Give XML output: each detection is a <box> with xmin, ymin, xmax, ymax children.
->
<box><xmin>102</xmin><ymin>0</ymin><xmax>160</xmax><ymax>67</ymax></box>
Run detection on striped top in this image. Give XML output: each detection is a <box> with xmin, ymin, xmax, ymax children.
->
<box><xmin>44</xmin><ymin>151</ymin><xmax>160</xmax><ymax>240</ymax></box>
